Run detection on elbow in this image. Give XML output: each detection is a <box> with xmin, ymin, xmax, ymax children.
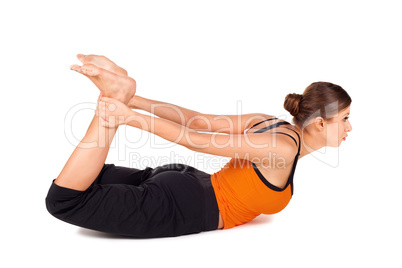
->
<box><xmin>187</xmin><ymin>113</ymin><xmax>207</xmax><ymax>130</ymax></box>
<box><xmin>188</xmin><ymin>113</ymin><xmax>213</xmax><ymax>131</ymax></box>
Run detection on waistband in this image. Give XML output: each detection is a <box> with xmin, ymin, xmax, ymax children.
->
<box><xmin>186</xmin><ymin>169</ymin><xmax>220</xmax><ymax>232</ymax></box>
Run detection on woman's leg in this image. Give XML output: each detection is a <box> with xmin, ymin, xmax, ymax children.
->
<box><xmin>54</xmin><ymin>114</ymin><xmax>117</xmax><ymax>191</ymax></box>
<box><xmin>46</xmin><ymin>167</ymin><xmax>214</xmax><ymax>238</ymax></box>
<box><xmin>47</xmin><ymin>56</ymin><xmax>219</xmax><ymax>237</ymax></box>
<box><xmin>56</xmin><ymin>58</ymin><xmax>136</xmax><ymax>191</ymax></box>
<box><xmin>94</xmin><ymin>164</ymin><xmax>154</xmax><ymax>186</ymax></box>
<box><xmin>47</xmin><ymin>113</ymin><xmax>218</xmax><ymax>237</ymax></box>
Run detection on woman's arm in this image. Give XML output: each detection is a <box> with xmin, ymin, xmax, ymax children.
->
<box><xmin>97</xmin><ymin>97</ymin><xmax>295</xmax><ymax>161</ymax></box>
<box><xmin>128</xmin><ymin>95</ymin><xmax>200</xmax><ymax>129</ymax></box>
<box><xmin>128</xmin><ymin>95</ymin><xmax>271</xmax><ymax>134</ymax></box>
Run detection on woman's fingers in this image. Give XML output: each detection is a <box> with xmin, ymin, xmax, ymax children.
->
<box><xmin>98</xmin><ymin>115</ymin><xmax>112</xmax><ymax>128</ymax></box>
<box><xmin>96</xmin><ymin>101</ymin><xmax>118</xmax><ymax>128</ymax></box>
<box><xmin>96</xmin><ymin>102</ymin><xmax>107</xmax><ymax>120</ymax></box>
<box><xmin>96</xmin><ymin>97</ymin><xmax>127</xmax><ymax>128</ymax></box>
<box><xmin>98</xmin><ymin>100</ymin><xmax>116</xmax><ymax>111</ymax></box>
<box><xmin>99</xmin><ymin>117</ymin><xmax>107</xmax><ymax>127</ymax></box>
<box><xmin>98</xmin><ymin>100</ymin><xmax>105</xmax><ymax>107</ymax></box>
<box><xmin>100</xmin><ymin>96</ymin><xmax>114</xmax><ymax>103</ymax></box>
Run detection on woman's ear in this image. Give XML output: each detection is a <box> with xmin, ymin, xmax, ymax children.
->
<box><xmin>314</xmin><ymin>117</ymin><xmax>325</xmax><ymax>131</ymax></box>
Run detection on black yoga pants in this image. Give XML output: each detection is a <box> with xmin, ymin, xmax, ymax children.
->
<box><xmin>45</xmin><ymin>163</ymin><xmax>220</xmax><ymax>238</ymax></box>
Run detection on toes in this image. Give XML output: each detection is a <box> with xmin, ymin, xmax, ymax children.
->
<box><xmin>77</xmin><ymin>54</ymin><xmax>104</xmax><ymax>64</ymax></box>
<box><xmin>80</xmin><ymin>63</ymin><xmax>100</xmax><ymax>76</ymax></box>
<box><xmin>77</xmin><ymin>54</ymin><xmax>85</xmax><ymax>60</ymax></box>
<box><xmin>70</xmin><ymin>63</ymin><xmax>98</xmax><ymax>76</ymax></box>
<box><xmin>71</xmin><ymin>63</ymin><xmax>102</xmax><ymax>76</ymax></box>
<box><xmin>76</xmin><ymin>54</ymin><xmax>128</xmax><ymax>76</ymax></box>
<box><xmin>70</xmin><ymin>64</ymin><xmax>90</xmax><ymax>75</ymax></box>
<box><xmin>77</xmin><ymin>54</ymin><xmax>103</xmax><ymax>64</ymax></box>
<box><xmin>77</xmin><ymin>54</ymin><xmax>89</xmax><ymax>63</ymax></box>
<box><xmin>70</xmin><ymin>64</ymin><xmax>82</xmax><ymax>72</ymax></box>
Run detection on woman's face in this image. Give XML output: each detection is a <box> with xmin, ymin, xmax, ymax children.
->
<box><xmin>325</xmin><ymin>105</ymin><xmax>352</xmax><ymax>147</ymax></box>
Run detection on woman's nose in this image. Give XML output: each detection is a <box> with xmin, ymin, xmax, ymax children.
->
<box><xmin>346</xmin><ymin>120</ymin><xmax>352</xmax><ymax>132</ymax></box>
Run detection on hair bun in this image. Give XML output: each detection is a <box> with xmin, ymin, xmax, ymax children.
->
<box><xmin>284</xmin><ymin>93</ymin><xmax>303</xmax><ymax>116</ymax></box>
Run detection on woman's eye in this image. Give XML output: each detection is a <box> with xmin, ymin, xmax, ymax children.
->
<box><xmin>343</xmin><ymin>116</ymin><xmax>349</xmax><ymax>121</ymax></box>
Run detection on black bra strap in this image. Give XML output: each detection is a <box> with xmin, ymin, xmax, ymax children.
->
<box><xmin>283</xmin><ymin>127</ymin><xmax>301</xmax><ymax>156</ymax></box>
<box><xmin>249</xmin><ymin>119</ymin><xmax>302</xmax><ymax>196</ymax></box>
<box><xmin>273</xmin><ymin>132</ymin><xmax>298</xmax><ymax>146</ymax></box>
<box><xmin>248</xmin><ymin>118</ymin><xmax>301</xmax><ymax>156</ymax></box>
<box><xmin>255</xmin><ymin>123</ymin><xmax>301</xmax><ymax>155</ymax></box>
<box><xmin>247</xmin><ymin>117</ymin><xmax>278</xmax><ymax>130</ymax></box>
<box><xmin>254</xmin><ymin>121</ymin><xmax>291</xmax><ymax>133</ymax></box>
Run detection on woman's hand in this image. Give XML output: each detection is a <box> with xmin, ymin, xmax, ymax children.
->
<box><xmin>96</xmin><ymin>96</ymin><xmax>134</xmax><ymax>128</ymax></box>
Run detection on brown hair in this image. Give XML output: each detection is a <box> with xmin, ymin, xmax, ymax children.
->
<box><xmin>284</xmin><ymin>82</ymin><xmax>352</xmax><ymax>128</ymax></box>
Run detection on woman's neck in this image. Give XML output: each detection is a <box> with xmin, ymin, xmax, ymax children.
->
<box><xmin>293</xmin><ymin>125</ymin><xmax>325</xmax><ymax>159</ymax></box>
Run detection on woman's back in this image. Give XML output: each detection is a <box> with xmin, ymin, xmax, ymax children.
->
<box><xmin>211</xmin><ymin>118</ymin><xmax>301</xmax><ymax>229</ymax></box>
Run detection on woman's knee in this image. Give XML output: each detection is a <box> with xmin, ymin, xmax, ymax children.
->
<box><xmin>45</xmin><ymin>180</ymin><xmax>84</xmax><ymax>217</ymax></box>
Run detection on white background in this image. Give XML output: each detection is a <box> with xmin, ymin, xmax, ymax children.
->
<box><xmin>1</xmin><ymin>0</ymin><xmax>401</xmax><ymax>267</ymax></box>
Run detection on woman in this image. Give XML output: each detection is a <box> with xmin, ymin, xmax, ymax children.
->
<box><xmin>46</xmin><ymin>54</ymin><xmax>352</xmax><ymax>238</ymax></box>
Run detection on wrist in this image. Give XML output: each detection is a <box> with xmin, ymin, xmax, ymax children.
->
<box><xmin>128</xmin><ymin>96</ymin><xmax>142</xmax><ymax>109</ymax></box>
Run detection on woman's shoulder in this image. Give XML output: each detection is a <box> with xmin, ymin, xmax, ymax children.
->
<box><xmin>243</xmin><ymin>114</ymin><xmax>278</xmax><ymax>133</ymax></box>
<box><xmin>244</xmin><ymin>116</ymin><xmax>300</xmax><ymax>160</ymax></box>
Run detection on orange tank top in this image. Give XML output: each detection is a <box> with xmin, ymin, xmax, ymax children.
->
<box><xmin>210</xmin><ymin>118</ymin><xmax>301</xmax><ymax>229</ymax></box>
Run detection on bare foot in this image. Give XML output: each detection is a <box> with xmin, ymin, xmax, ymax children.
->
<box><xmin>76</xmin><ymin>54</ymin><xmax>128</xmax><ymax>76</ymax></box>
<box><xmin>70</xmin><ymin>63</ymin><xmax>136</xmax><ymax>104</ymax></box>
